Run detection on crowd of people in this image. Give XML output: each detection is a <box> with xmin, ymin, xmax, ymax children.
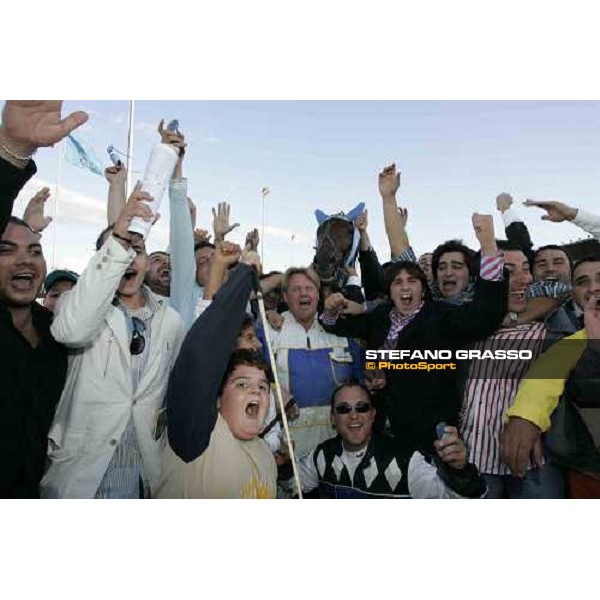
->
<box><xmin>1</xmin><ymin>100</ymin><xmax>599</xmax><ymax>499</ymax></box>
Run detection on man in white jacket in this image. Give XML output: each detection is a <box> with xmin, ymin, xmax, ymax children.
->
<box><xmin>41</xmin><ymin>185</ymin><xmax>185</xmax><ymax>499</ymax></box>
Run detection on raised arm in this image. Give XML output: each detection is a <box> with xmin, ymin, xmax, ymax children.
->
<box><xmin>22</xmin><ymin>187</ymin><xmax>53</xmax><ymax>234</ymax></box>
<box><xmin>105</xmin><ymin>164</ymin><xmax>128</xmax><ymax>225</ymax></box>
<box><xmin>440</xmin><ymin>214</ymin><xmax>507</xmax><ymax>341</ymax></box>
<box><xmin>355</xmin><ymin>209</ymin><xmax>386</xmax><ymax>299</ymax></box>
<box><xmin>524</xmin><ymin>198</ymin><xmax>600</xmax><ymax>242</ymax></box>
<box><xmin>167</xmin><ymin>262</ymin><xmax>257</xmax><ymax>462</ymax></box>
<box><xmin>497</xmin><ymin>193</ymin><xmax>534</xmax><ymax>258</ymax></box>
<box><xmin>0</xmin><ymin>100</ymin><xmax>88</xmax><ymax>234</ymax></box>
<box><xmin>378</xmin><ymin>163</ymin><xmax>411</xmax><ymax>258</ymax></box>
<box><xmin>166</xmin><ymin>124</ymin><xmax>198</xmax><ymax>327</ymax></box>
<box><xmin>51</xmin><ymin>185</ymin><xmax>154</xmax><ymax>346</ymax></box>
<box><xmin>203</xmin><ymin>241</ymin><xmax>242</xmax><ymax>300</ymax></box>
<box><xmin>213</xmin><ymin>201</ymin><xmax>240</xmax><ymax>244</ymax></box>
<box><xmin>320</xmin><ymin>292</ymin><xmax>372</xmax><ymax>340</ymax></box>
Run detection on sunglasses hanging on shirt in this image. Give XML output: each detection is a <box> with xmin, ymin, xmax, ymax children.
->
<box><xmin>130</xmin><ymin>317</ymin><xmax>146</xmax><ymax>356</ymax></box>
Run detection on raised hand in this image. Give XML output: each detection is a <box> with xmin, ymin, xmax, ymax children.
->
<box><xmin>354</xmin><ymin>210</ymin><xmax>368</xmax><ymax>232</ymax></box>
<box><xmin>378</xmin><ymin>163</ymin><xmax>400</xmax><ymax>199</ymax></box>
<box><xmin>214</xmin><ymin>241</ymin><xmax>242</xmax><ymax>267</ymax></box>
<box><xmin>241</xmin><ymin>249</ymin><xmax>262</xmax><ymax>273</ymax></box>
<box><xmin>212</xmin><ymin>201</ymin><xmax>240</xmax><ymax>242</ymax></box>
<box><xmin>523</xmin><ymin>199</ymin><xmax>578</xmax><ymax>222</ymax></box>
<box><xmin>193</xmin><ymin>228</ymin><xmax>212</xmax><ymax>245</ymax></box>
<box><xmin>496</xmin><ymin>192</ymin><xmax>513</xmax><ymax>213</ymax></box>
<box><xmin>340</xmin><ymin>297</ymin><xmax>366</xmax><ymax>317</ymax></box>
<box><xmin>157</xmin><ymin>119</ymin><xmax>186</xmax><ymax>153</ymax></box>
<box><xmin>472</xmin><ymin>213</ymin><xmax>497</xmax><ymax>256</ymax></box>
<box><xmin>324</xmin><ymin>292</ymin><xmax>347</xmax><ymax>316</ymax></box>
<box><xmin>23</xmin><ymin>187</ymin><xmax>53</xmax><ymax>232</ymax></box>
<box><xmin>113</xmin><ymin>182</ymin><xmax>154</xmax><ymax>241</ymax></box>
<box><xmin>245</xmin><ymin>228</ymin><xmax>260</xmax><ymax>252</ymax></box>
<box><xmin>104</xmin><ymin>164</ymin><xmax>127</xmax><ymax>185</ymax></box>
<box><xmin>0</xmin><ymin>101</ymin><xmax>88</xmax><ymax>159</ymax></box>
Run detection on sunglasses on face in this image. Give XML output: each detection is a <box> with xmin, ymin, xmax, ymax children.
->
<box><xmin>333</xmin><ymin>401</ymin><xmax>372</xmax><ymax>415</ymax></box>
<box><xmin>130</xmin><ymin>317</ymin><xmax>146</xmax><ymax>355</ymax></box>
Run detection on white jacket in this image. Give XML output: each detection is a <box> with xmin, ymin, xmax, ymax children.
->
<box><xmin>40</xmin><ymin>236</ymin><xmax>184</xmax><ymax>498</ymax></box>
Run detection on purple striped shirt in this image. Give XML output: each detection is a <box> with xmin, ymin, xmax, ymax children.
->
<box><xmin>460</xmin><ymin>321</ymin><xmax>546</xmax><ymax>475</ymax></box>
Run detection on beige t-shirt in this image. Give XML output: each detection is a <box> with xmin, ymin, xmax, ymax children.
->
<box><xmin>156</xmin><ymin>414</ymin><xmax>277</xmax><ymax>499</ymax></box>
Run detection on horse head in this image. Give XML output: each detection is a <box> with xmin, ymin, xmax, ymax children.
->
<box><xmin>312</xmin><ymin>202</ymin><xmax>365</xmax><ymax>290</ymax></box>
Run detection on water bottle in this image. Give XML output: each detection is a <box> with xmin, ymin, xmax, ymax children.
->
<box><xmin>107</xmin><ymin>145</ymin><xmax>121</xmax><ymax>167</ymax></box>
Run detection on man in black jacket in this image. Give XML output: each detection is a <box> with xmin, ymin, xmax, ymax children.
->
<box><xmin>0</xmin><ymin>217</ymin><xmax>67</xmax><ymax>497</ymax></box>
<box><xmin>0</xmin><ymin>100</ymin><xmax>87</xmax><ymax>497</ymax></box>
<box><xmin>321</xmin><ymin>214</ymin><xmax>508</xmax><ymax>454</ymax></box>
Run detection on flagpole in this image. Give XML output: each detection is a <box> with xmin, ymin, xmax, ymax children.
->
<box><xmin>51</xmin><ymin>140</ymin><xmax>63</xmax><ymax>270</ymax></box>
<box><xmin>126</xmin><ymin>100</ymin><xmax>135</xmax><ymax>197</ymax></box>
<box><xmin>261</xmin><ymin>191</ymin><xmax>265</xmax><ymax>265</ymax></box>
<box><xmin>261</xmin><ymin>187</ymin><xmax>269</xmax><ymax>265</ymax></box>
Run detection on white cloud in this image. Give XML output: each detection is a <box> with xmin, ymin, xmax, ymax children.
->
<box><xmin>13</xmin><ymin>177</ymin><xmax>106</xmax><ymax>229</ymax></box>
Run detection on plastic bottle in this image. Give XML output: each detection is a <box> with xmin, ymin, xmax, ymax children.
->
<box><xmin>107</xmin><ymin>145</ymin><xmax>121</xmax><ymax>166</ymax></box>
<box><xmin>128</xmin><ymin>142</ymin><xmax>179</xmax><ymax>238</ymax></box>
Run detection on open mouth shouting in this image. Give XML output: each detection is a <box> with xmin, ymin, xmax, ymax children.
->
<box><xmin>399</xmin><ymin>292</ymin><xmax>414</xmax><ymax>310</ymax></box>
<box><xmin>11</xmin><ymin>270</ymin><xmax>39</xmax><ymax>292</ymax></box>
<box><xmin>245</xmin><ymin>399</ymin><xmax>261</xmax><ymax>419</ymax></box>
<box><xmin>441</xmin><ymin>279</ymin><xmax>458</xmax><ymax>295</ymax></box>
<box><xmin>297</xmin><ymin>297</ymin><xmax>313</xmax><ymax>312</ymax></box>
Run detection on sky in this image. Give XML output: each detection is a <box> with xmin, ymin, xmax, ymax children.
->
<box><xmin>7</xmin><ymin>100</ymin><xmax>600</xmax><ymax>275</ymax></box>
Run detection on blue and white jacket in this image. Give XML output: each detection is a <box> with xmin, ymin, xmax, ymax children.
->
<box><xmin>262</xmin><ymin>312</ymin><xmax>362</xmax><ymax>409</ymax></box>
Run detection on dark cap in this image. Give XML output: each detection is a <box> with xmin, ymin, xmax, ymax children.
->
<box><xmin>45</xmin><ymin>269</ymin><xmax>79</xmax><ymax>292</ymax></box>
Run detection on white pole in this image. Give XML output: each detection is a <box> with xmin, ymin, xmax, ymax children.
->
<box><xmin>256</xmin><ymin>291</ymin><xmax>303</xmax><ymax>499</ymax></box>
<box><xmin>261</xmin><ymin>192</ymin><xmax>265</xmax><ymax>265</ymax></box>
<box><xmin>51</xmin><ymin>140</ymin><xmax>63</xmax><ymax>270</ymax></box>
<box><xmin>126</xmin><ymin>100</ymin><xmax>135</xmax><ymax>197</ymax></box>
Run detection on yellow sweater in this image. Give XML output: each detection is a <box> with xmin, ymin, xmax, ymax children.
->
<box><xmin>505</xmin><ymin>329</ymin><xmax>588</xmax><ymax>431</ymax></box>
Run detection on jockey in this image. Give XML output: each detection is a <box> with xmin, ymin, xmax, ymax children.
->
<box><xmin>262</xmin><ymin>267</ymin><xmax>362</xmax><ymax>459</ymax></box>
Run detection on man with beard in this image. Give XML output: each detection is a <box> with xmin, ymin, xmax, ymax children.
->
<box><xmin>41</xmin><ymin>185</ymin><xmax>184</xmax><ymax>499</ymax></box>
<box><xmin>145</xmin><ymin>251</ymin><xmax>171</xmax><ymax>300</ymax></box>
<box><xmin>0</xmin><ymin>217</ymin><xmax>68</xmax><ymax>497</ymax></box>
